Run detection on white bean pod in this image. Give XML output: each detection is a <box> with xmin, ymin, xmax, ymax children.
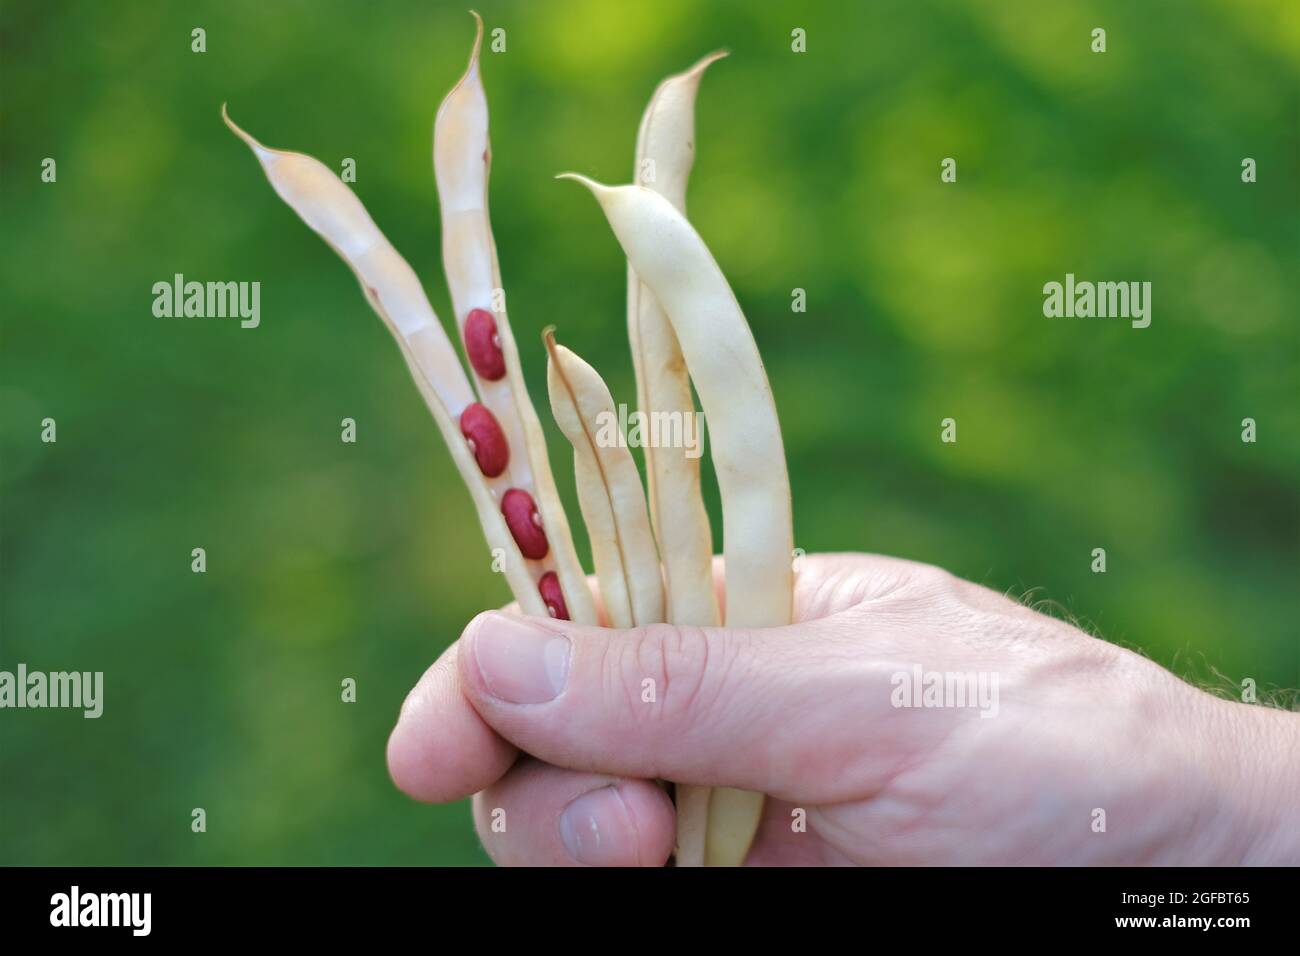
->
<box><xmin>628</xmin><ymin>52</ymin><xmax>726</xmax><ymax>868</ymax></box>
<box><xmin>223</xmin><ymin>107</ymin><xmax>549</xmax><ymax>617</ymax></box>
<box><xmin>629</xmin><ymin>52</ymin><xmax>725</xmax><ymax>633</ymax></box>
<box><xmin>545</xmin><ymin>330</ymin><xmax>664</xmax><ymax>630</ymax></box>
<box><xmin>436</xmin><ymin>14</ymin><xmax>597</xmax><ymax>627</ymax></box>
<box><xmin>562</xmin><ymin>175</ymin><xmax>794</xmax><ymax>866</ymax></box>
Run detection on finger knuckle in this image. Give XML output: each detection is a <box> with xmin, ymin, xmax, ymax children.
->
<box><xmin>916</xmin><ymin>563</ymin><xmax>962</xmax><ymax>595</ymax></box>
<box><xmin>614</xmin><ymin>623</ymin><xmax>714</xmax><ymax>730</ymax></box>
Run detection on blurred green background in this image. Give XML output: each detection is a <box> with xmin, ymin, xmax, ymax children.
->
<box><xmin>2</xmin><ymin>0</ymin><xmax>1296</xmax><ymax>865</ymax></box>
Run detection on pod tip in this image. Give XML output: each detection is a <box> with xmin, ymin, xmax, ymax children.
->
<box><xmin>542</xmin><ymin>325</ymin><xmax>563</xmax><ymax>362</ymax></box>
<box><xmin>689</xmin><ymin>49</ymin><xmax>730</xmax><ymax>77</ymax></box>
<box><xmin>438</xmin><ymin>8</ymin><xmax>485</xmax><ymax>111</ymax></box>
<box><xmin>555</xmin><ymin>172</ymin><xmax>615</xmax><ymax>200</ymax></box>
<box><xmin>221</xmin><ymin>104</ymin><xmax>271</xmax><ymax>158</ymax></box>
<box><xmin>542</xmin><ymin>327</ymin><xmax>580</xmax><ymax>367</ymax></box>
<box><xmin>467</xmin><ymin>10</ymin><xmax>484</xmax><ymax>66</ymax></box>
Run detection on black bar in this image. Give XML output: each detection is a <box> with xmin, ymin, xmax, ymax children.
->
<box><xmin>0</xmin><ymin>866</ymin><xmax>1290</xmax><ymax>942</ymax></box>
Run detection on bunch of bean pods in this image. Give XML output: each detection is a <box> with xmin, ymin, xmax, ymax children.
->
<box><xmin>225</xmin><ymin>14</ymin><xmax>793</xmax><ymax>867</ymax></box>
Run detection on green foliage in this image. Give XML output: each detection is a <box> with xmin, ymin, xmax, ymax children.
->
<box><xmin>1</xmin><ymin>0</ymin><xmax>1296</xmax><ymax>864</ymax></box>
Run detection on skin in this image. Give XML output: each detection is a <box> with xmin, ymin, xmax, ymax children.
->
<box><xmin>386</xmin><ymin>553</ymin><xmax>1300</xmax><ymax>866</ymax></box>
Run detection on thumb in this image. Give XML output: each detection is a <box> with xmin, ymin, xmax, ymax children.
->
<box><xmin>456</xmin><ymin>608</ymin><xmax>883</xmax><ymax>801</ymax></box>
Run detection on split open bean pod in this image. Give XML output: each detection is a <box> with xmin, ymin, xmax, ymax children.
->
<box><xmin>435</xmin><ymin>13</ymin><xmax>597</xmax><ymax>626</ymax></box>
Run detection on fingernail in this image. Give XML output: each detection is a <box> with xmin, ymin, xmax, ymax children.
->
<box><xmin>472</xmin><ymin>613</ymin><xmax>570</xmax><ymax>704</ymax></box>
<box><xmin>559</xmin><ymin>786</ymin><xmax>638</xmax><ymax>866</ymax></box>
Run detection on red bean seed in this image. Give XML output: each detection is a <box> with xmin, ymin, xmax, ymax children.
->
<box><xmin>464</xmin><ymin>309</ymin><xmax>507</xmax><ymax>380</ymax></box>
<box><xmin>501</xmin><ymin>488</ymin><xmax>549</xmax><ymax>559</ymax></box>
<box><xmin>459</xmin><ymin>403</ymin><xmax>509</xmax><ymax>477</ymax></box>
<box><xmin>538</xmin><ymin>572</ymin><xmax>568</xmax><ymax>620</ymax></box>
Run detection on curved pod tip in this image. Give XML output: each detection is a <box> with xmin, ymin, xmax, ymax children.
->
<box><xmin>684</xmin><ymin>49</ymin><xmax>730</xmax><ymax>80</ymax></box>
<box><xmin>554</xmin><ymin>172</ymin><xmax>620</xmax><ymax>204</ymax></box>
<box><xmin>542</xmin><ymin>327</ymin><xmax>584</xmax><ymax>377</ymax></box>
<box><xmin>463</xmin><ymin>10</ymin><xmax>484</xmax><ymax>74</ymax></box>
<box><xmin>542</xmin><ymin>326</ymin><xmax>572</xmax><ymax>367</ymax></box>
<box><xmin>220</xmin><ymin>104</ymin><xmax>274</xmax><ymax>161</ymax></box>
<box><xmin>437</xmin><ymin>10</ymin><xmax>487</xmax><ymax>128</ymax></box>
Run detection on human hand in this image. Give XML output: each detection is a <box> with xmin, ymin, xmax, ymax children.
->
<box><xmin>387</xmin><ymin>553</ymin><xmax>1299</xmax><ymax>865</ymax></box>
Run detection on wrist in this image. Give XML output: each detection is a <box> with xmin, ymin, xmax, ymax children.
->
<box><xmin>1199</xmin><ymin>694</ymin><xmax>1300</xmax><ymax>865</ymax></box>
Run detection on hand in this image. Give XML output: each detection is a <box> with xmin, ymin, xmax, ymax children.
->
<box><xmin>386</xmin><ymin>553</ymin><xmax>1299</xmax><ymax>865</ymax></box>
